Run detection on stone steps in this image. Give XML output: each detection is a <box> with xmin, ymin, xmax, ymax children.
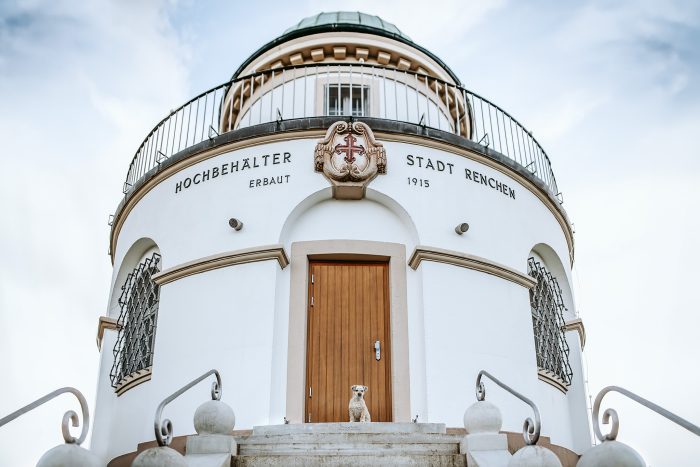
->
<box><xmin>231</xmin><ymin>423</ymin><xmax>466</xmax><ymax>466</ymax></box>
<box><xmin>233</xmin><ymin>453</ymin><xmax>467</xmax><ymax>466</ymax></box>
<box><xmin>241</xmin><ymin>442</ymin><xmax>459</xmax><ymax>456</ymax></box>
<box><xmin>250</xmin><ymin>422</ymin><xmax>448</xmax><ymax>435</ymax></box>
<box><xmin>242</xmin><ymin>433</ymin><xmax>460</xmax><ymax>451</ymax></box>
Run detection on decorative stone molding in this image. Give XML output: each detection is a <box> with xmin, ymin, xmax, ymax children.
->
<box><xmin>355</xmin><ymin>47</ymin><xmax>369</xmax><ymax>61</ymax></box>
<box><xmin>286</xmin><ymin>240</ymin><xmax>411</xmax><ymax>424</ymax></box>
<box><xmin>115</xmin><ymin>367</ymin><xmax>152</xmax><ymax>396</ymax></box>
<box><xmin>563</xmin><ymin>318</ymin><xmax>586</xmax><ymax>349</ymax></box>
<box><xmin>408</xmin><ymin>246</ymin><xmax>536</xmax><ymax>289</ymax></box>
<box><xmin>333</xmin><ymin>46</ymin><xmax>346</xmax><ymax>59</ymax></box>
<box><xmin>314</xmin><ymin>121</ymin><xmax>387</xmax><ymax>199</ymax></box>
<box><xmin>377</xmin><ymin>51</ymin><xmax>391</xmax><ymax>65</ymax></box>
<box><xmin>289</xmin><ymin>53</ymin><xmax>303</xmax><ymax>65</ymax></box>
<box><xmin>310</xmin><ymin>48</ymin><xmax>324</xmax><ymax>61</ymax></box>
<box><xmin>96</xmin><ymin>316</ymin><xmax>119</xmax><ymax>350</ymax></box>
<box><xmin>153</xmin><ymin>245</ymin><xmax>289</xmax><ymax>286</ymax></box>
<box><xmin>537</xmin><ymin>369</ymin><xmax>568</xmax><ymax>394</ymax></box>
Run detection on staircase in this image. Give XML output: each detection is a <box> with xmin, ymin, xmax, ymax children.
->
<box><xmin>233</xmin><ymin>423</ymin><xmax>466</xmax><ymax>466</ymax></box>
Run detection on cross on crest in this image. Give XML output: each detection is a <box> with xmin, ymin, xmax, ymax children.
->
<box><xmin>334</xmin><ymin>133</ymin><xmax>366</xmax><ymax>164</ymax></box>
<box><xmin>314</xmin><ymin>121</ymin><xmax>387</xmax><ymax>200</ymax></box>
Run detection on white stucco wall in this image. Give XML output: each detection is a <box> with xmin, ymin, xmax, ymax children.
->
<box><xmin>92</xmin><ymin>135</ymin><xmax>588</xmax><ymax>460</ymax></box>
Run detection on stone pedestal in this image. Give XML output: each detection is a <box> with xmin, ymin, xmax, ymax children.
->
<box><xmin>183</xmin><ymin>400</ymin><xmax>238</xmax><ymax>467</ymax></box>
<box><xmin>460</xmin><ymin>401</ymin><xmax>513</xmax><ymax>467</ymax></box>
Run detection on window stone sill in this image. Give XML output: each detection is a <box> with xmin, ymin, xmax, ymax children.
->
<box><xmin>537</xmin><ymin>369</ymin><xmax>569</xmax><ymax>394</ymax></box>
<box><xmin>115</xmin><ymin>367</ymin><xmax>152</xmax><ymax>396</ymax></box>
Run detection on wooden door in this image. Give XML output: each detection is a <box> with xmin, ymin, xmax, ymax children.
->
<box><xmin>305</xmin><ymin>261</ymin><xmax>392</xmax><ymax>423</ymax></box>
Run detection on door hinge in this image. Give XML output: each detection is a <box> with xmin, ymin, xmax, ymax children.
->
<box><xmin>311</xmin><ymin>296</ymin><xmax>314</xmax><ymax>306</ymax></box>
<box><xmin>309</xmin><ymin>386</ymin><xmax>312</xmax><ymax>397</ymax></box>
<box><xmin>308</xmin><ymin>413</ymin><xmax>311</xmax><ymax>423</ymax></box>
<box><xmin>311</xmin><ymin>273</ymin><xmax>314</xmax><ymax>284</ymax></box>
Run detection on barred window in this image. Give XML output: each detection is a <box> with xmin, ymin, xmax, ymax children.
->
<box><xmin>325</xmin><ymin>84</ymin><xmax>370</xmax><ymax>117</ymax></box>
<box><xmin>528</xmin><ymin>257</ymin><xmax>573</xmax><ymax>386</ymax></box>
<box><xmin>110</xmin><ymin>253</ymin><xmax>161</xmax><ymax>388</ymax></box>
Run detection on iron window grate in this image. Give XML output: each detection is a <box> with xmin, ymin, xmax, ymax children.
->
<box><xmin>528</xmin><ymin>257</ymin><xmax>573</xmax><ymax>386</ymax></box>
<box><xmin>110</xmin><ymin>253</ymin><xmax>161</xmax><ymax>388</ymax></box>
<box><xmin>325</xmin><ymin>84</ymin><xmax>370</xmax><ymax>117</ymax></box>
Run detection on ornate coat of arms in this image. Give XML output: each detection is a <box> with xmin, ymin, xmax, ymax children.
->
<box><xmin>314</xmin><ymin>121</ymin><xmax>387</xmax><ymax>199</ymax></box>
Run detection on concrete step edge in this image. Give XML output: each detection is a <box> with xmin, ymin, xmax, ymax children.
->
<box><xmin>240</xmin><ymin>433</ymin><xmax>462</xmax><ymax>444</ymax></box>
<box><xmin>239</xmin><ymin>446</ymin><xmax>460</xmax><ymax>455</ymax></box>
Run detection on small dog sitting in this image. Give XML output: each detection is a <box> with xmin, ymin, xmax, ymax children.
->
<box><xmin>349</xmin><ymin>385</ymin><xmax>371</xmax><ymax>422</ymax></box>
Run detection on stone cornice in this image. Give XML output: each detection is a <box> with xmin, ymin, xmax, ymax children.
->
<box><xmin>152</xmin><ymin>245</ymin><xmax>289</xmax><ymax>286</ymax></box>
<box><xmin>96</xmin><ymin>316</ymin><xmax>119</xmax><ymax>350</ymax></box>
<box><xmin>408</xmin><ymin>246</ymin><xmax>536</xmax><ymax>289</ymax></box>
<box><xmin>564</xmin><ymin>318</ymin><xmax>586</xmax><ymax>349</ymax></box>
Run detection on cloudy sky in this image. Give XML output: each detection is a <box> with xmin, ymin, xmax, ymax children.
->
<box><xmin>1</xmin><ymin>0</ymin><xmax>698</xmax><ymax>465</ymax></box>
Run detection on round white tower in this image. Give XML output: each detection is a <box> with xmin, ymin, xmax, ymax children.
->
<box><xmin>91</xmin><ymin>12</ymin><xmax>589</xmax><ymax>464</ymax></box>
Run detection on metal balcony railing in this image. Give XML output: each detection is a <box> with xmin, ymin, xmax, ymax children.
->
<box><xmin>122</xmin><ymin>63</ymin><xmax>561</xmax><ymax>200</ymax></box>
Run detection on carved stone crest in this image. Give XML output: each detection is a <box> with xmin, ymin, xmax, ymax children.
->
<box><xmin>314</xmin><ymin>121</ymin><xmax>387</xmax><ymax>199</ymax></box>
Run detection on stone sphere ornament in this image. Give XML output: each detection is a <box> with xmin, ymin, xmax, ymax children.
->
<box><xmin>193</xmin><ymin>399</ymin><xmax>236</xmax><ymax>435</ymax></box>
<box><xmin>463</xmin><ymin>400</ymin><xmax>503</xmax><ymax>434</ymax></box>
<box><xmin>508</xmin><ymin>445</ymin><xmax>562</xmax><ymax>467</ymax></box>
<box><xmin>36</xmin><ymin>443</ymin><xmax>103</xmax><ymax>467</ymax></box>
<box><xmin>132</xmin><ymin>446</ymin><xmax>187</xmax><ymax>467</ymax></box>
<box><xmin>577</xmin><ymin>441</ymin><xmax>646</xmax><ymax>467</ymax></box>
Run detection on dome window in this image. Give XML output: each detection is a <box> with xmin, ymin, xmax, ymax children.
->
<box><xmin>325</xmin><ymin>83</ymin><xmax>371</xmax><ymax>117</ymax></box>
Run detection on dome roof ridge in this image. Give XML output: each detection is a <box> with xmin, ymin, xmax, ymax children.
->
<box><xmin>283</xmin><ymin>11</ymin><xmax>412</xmax><ymax>42</ymax></box>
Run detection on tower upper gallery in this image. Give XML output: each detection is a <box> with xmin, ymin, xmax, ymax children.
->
<box><xmin>113</xmin><ymin>11</ymin><xmax>572</xmax><ymax>264</ymax></box>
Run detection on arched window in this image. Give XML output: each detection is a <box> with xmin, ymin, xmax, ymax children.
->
<box><xmin>110</xmin><ymin>252</ymin><xmax>161</xmax><ymax>389</ymax></box>
<box><xmin>528</xmin><ymin>256</ymin><xmax>573</xmax><ymax>386</ymax></box>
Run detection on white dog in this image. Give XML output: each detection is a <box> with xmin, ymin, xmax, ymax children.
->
<box><xmin>349</xmin><ymin>385</ymin><xmax>371</xmax><ymax>422</ymax></box>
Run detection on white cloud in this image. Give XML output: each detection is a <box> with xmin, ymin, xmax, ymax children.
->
<box><xmin>1</xmin><ymin>1</ymin><xmax>699</xmax><ymax>465</ymax></box>
<box><xmin>0</xmin><ymin>1</ymin><xmax>189</xmax><ymax>465</ymax></box>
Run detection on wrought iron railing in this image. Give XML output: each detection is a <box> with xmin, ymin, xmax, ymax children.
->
<box><xmin>122</xmin><ymin>63</ymin><xmax>561</xmax><ymax>199</ymax></box>
<box><xmin>592</xmin><ymin>385</ymin><xmax>700</xmax><ymax>443</ymax></box>
<box><xmin>476</xmin><ymin>370</ymin><xmax>542</xmax><ymax>445</ymax></box>
<box><xmin>0</xmin><ymin>387</ymin><xmax>90</xmax><ymax>445</ymax></box>
<box><xmin>154</xmin><ymin>369</ymin><xmax>222</xmax><ymax>446</ymax></box>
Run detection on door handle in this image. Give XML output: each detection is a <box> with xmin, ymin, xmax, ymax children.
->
<box><xmin>374</xmin><ymin>340</ymin><xmax>381</xmax><ymax>361</ymax></box>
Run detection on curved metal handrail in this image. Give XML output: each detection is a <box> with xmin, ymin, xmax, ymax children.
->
<box><xmin>592</xmin><ymin>386</ymin><xmax>700</xmax><ymax>442</ymax></box>
<box><xmin>119</xmin><ymin>61</ymin><xmax>560</xmax><ymax>201</ymax></box>
<box><xmin>0</xmin><ymin>387</ymin><xmax>89</xmax><ymax>445</ymax></box>
<box><xmin>154</xmin><ymin>369</ymin><xmax>222</xmax><ymax>447</ymax></box>
<box><xmin>476</xmin><ymin>370</ymin><xmax>541</xmax><ymax>445</ymax></box>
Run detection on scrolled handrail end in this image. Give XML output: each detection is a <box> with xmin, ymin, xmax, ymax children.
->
<box><xmin>153</xmin><ymin>369</ymin><xmax>224</xmax><ymax>447</ymax></box>
<box><xmin>0</xmin><ymin>387</ymin><xmax>90</xmax><ymax>446</ymax></box>
<box><xmin>474</xmin><ymin>370</ymin><xmax>542</xmax><ymax>447</ymax></box>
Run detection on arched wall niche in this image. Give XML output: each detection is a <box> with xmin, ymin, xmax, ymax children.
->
<box><xmin>107</xmin><ymin>237</ymin><xmax>161</xmax><ymax>318</ymax></box>
<box><xmin>528</xmin><ymin>242</ymin><xmax>575</xmax><ymax>319</ymax></box>
<box><xmin>278</xmin><ymin>187</ymin><xmax>332</xmax><ymax>245</ymax></box>
<box><xmin>278</xmin><ymin>187</ymin><xmax>420</xmax><ymax>246</ymax></box>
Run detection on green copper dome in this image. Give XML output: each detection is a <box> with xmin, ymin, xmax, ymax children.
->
<box><xmin>232</xmin><ymin>11</ymin><xmax>460</xmax><ymax>84</ymax></box>
<box><xmin>283</xmin><ymin>12</ymin><xmax>412</xmax><ymax>42</ymax></box>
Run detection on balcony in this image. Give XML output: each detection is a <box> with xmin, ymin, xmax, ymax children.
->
<box><xmin>121</xmin><ymin>63</ymin><xmax>561</xmax><ymax>202</ymax></box>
